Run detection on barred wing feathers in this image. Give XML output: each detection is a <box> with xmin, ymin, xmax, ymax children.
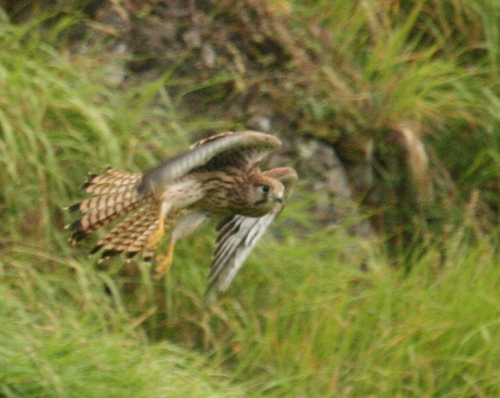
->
<box><xmin>207</xmin><ymin>213</ymin><xmax>276</xmax><ymax>295</ymax></box>
<box><xmin>138</xmin><ymin>131</ymin><xmax>281</xmax><ymax>196</ymax></box>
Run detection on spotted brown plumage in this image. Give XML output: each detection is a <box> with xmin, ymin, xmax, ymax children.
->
<box><xmin>66</xmin><ymin>130</ymin><xmax>298</xmax><ymax>295</ymax></box>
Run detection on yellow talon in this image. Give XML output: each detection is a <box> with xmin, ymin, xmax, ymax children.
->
<box><xmin>145</xmin><ymin>227</ymin><xmax>164</xmax><ymax>250</ymax></box>
<box><xmin>144</xmin><ymin>205</ymin><xmax>175</xmax><ymax>277</ymax></box>
<box><xmin>146</xmin><ymin>206</ymin><xmax>165</xmax><ymax>250</ymax></box>
<box><xmin>155</xmin><ymin>239</ymin><xmax>175</xmax><ymax>277</ymax></box>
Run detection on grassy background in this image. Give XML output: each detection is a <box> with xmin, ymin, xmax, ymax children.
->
<box><xmin>2</xmin><ymin>1</ymin><xmax>500</xmax><ymax>397</ymax></box>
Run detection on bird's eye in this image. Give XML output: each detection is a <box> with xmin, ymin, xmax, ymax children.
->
<box><xmin>259</xmin><ymin>184</ymin><xmax>270</xmax><ymax>194</ymax></box>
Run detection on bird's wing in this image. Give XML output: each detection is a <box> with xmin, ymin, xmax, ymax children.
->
<box><xmin>206</xmin><ymin>167</ymin><xmax>298</xmax><ymax>296</ymax></box>
<box><xmin>137</xmin><ymin>131</ymin><xmax>281</xmax><ymax>196</ymax></box>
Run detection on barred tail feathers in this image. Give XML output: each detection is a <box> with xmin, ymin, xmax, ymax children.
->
<box><xmin>67</xmin><ymin>168</ymin><xmax>145</xmax><ymax>243</ymax></box>
<box><xmin>92</xmin><ymin>201</ymin><xmax>178</xmax><ymax>261</ymax></box>
<box><xmin>92</xmin><ymin>200</ymin><xmax>159</xmax><ymax>259</ymax></box>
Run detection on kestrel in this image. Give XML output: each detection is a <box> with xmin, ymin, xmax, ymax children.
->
<box><xmin>67</xmin><ymin>131</ymin><xmax>298</xmax><ymax>295</ymax></box>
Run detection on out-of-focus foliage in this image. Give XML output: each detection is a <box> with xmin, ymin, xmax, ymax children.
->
<box><xmin>2</xmin><ymin>1</ymin><xmax>500</xmax><ymax>396</ymax></box>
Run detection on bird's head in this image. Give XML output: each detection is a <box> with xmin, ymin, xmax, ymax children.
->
<box><xmin>244</xmin><ymin>173</ymin><xmax>285</xmax><ymax>217</ymax></box>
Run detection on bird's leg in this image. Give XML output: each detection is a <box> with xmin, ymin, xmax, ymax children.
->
<box><xmin>155</xmin><ymin>238</ymin><xmax>176</xmax><ymax>278</ymax></box>
<box><xmin>145</xmin><ymin>205</ymin><xmax>166</xmax><ymax>251</ymax></box>
<box><xmin>144</xmin><ymin>204</ymin><xmax>175</xmax><ymax>277</ymax></box>
<box><xmin>154</xmin><ymin>211</ymin><xmax>209</xmax><ymax>278</ymax></box>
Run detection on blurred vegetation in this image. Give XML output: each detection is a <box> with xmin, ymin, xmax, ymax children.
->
<box><xmin>2</xmin><ymin>0</ymin><xmax>500</xmax><ymax>396</ymax></box>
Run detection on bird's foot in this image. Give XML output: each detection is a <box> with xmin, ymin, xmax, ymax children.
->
<box><xmin>145</xmin><ymin>227</ymin><xmax>164</xmax><ymax>250</ymax></box>
<box><xmin>154</xmin><ymin>240</ymin><xmax>175</xmax><ymax>278</ymax></box>
<box><xmin>146</xmin><ymin>209</ymin><xmax>165</xmax><ymax>250</ymax></box>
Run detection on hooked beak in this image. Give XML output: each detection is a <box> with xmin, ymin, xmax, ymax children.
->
<box><xmin>273</xmin><ymin>192</ymin><xmax>284</xmax><ymax>204</ymax></box>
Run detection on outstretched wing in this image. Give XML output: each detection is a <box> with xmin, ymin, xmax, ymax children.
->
<box><xmin>206</xmin><ymin>167</ymin><xmax>298</xmax><ymax>296</ymax></box>
<box><xmin>137</xmin><ymin>131</ymin><xmax>281</xmax><ymax>196</ymax></box>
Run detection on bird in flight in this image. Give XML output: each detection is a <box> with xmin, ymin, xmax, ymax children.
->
<box><xmin>67</xmin><ymin>131</ymin><xmax>298</xmax><ymax>296</ymax></box>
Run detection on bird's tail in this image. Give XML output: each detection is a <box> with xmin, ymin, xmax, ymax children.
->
<box><xmin>66</xmin><ymin>167</ymin><xmax>160</xmax><ymax>259</ymax></box>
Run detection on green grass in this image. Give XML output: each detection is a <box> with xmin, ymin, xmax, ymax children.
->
<box><xmin>158</xmin><ymin>229</ymin><xmax>500</xmax><ymax>397</ymax></box>
<box><xmin>4</xmin><ymin>222</ymin><xmax>500</xmax><ymax>396</ymax></box>
<box><xmin>3</xmin><ymin>2</ymin><xmax>500</xmax><ymax>397</ymax></box>
<box><xmin>0</xmin><ymin>251</ymin><xmax>247</xmax><ymax>398</ymax></box>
